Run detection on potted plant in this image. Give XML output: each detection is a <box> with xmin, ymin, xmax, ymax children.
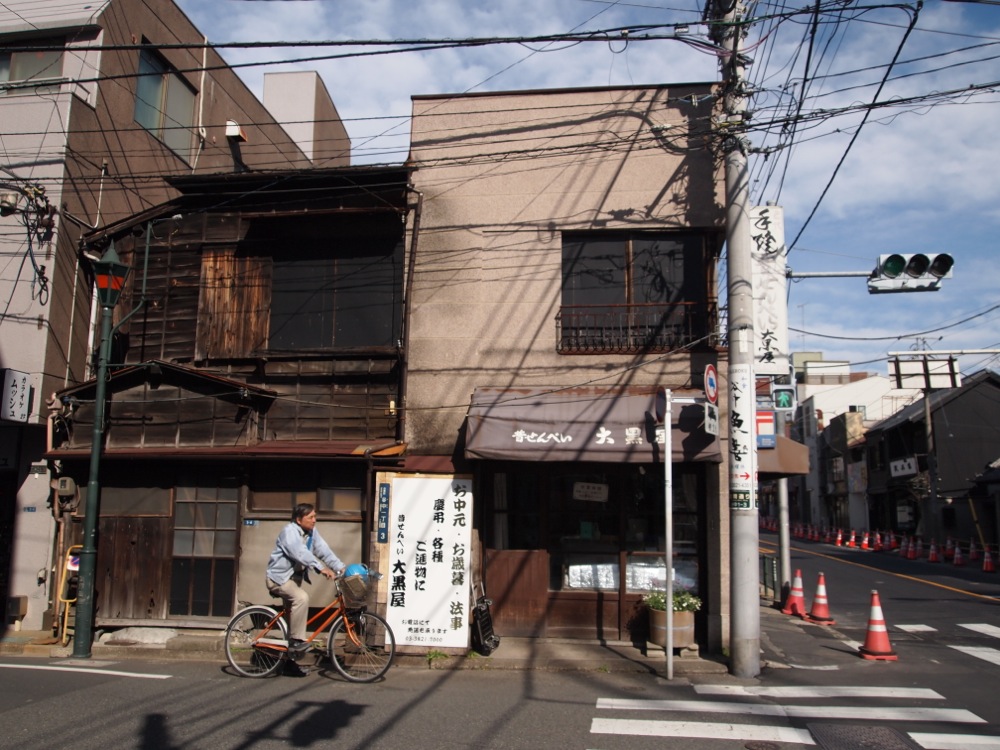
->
<box><xmin>643</xmin><ymin>589</ymin><xmax>701</xmax><ymax>649</ymax></box>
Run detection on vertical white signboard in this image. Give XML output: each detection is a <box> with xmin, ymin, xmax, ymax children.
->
<box><xmin>729</xmin><ymin>363</ymin><xmax>757</xmax><ymax>510</ymax></box>
<box><xmin>2</xmin><ymin>369</ymin><xmax>30</xmax><ymax>423</ymax></box>
<box><xmin>749</xmin><ymin>205</ymin><xmax>789</xmax><ymax>376</ymax></box>
<box><xmin>387</xmin><ymin>475</ymin><xmax>473</xmax><ymax>649</ymax></box>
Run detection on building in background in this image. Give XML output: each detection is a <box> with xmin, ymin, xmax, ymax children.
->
<box><xmin>0</xmin><ymin>0</ymin><xmax>336</xmax><ymax>630</ymax></box>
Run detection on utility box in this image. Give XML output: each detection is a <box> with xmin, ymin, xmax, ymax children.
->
<box><xmin>4</xmin><ymin>596</ymin><xmax>28</xmax><ymax>622</ymax></box>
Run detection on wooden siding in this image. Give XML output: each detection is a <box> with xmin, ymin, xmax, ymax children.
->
<box><xmin>95</xmin><ymin>516</ymin><xmax>173</xmax><ymax>621</ymax></box>
<box><xmin>124</xmin><ymin>242</ymin><xmax>202</xmax><ymax>363</ymax></box>
<box><xmin>197</xmin><ymin>248</ymin><xmax>271</xmax><ymax>360</ymax></box>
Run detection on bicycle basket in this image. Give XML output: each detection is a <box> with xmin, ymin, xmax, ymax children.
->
<box><xmin>338</xmin><ymin>573</ymin><xmax>370</xmax><ymax>607</ymax></box>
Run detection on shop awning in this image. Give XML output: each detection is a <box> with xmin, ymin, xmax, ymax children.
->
<box><xmin>757</xmin><ymin>435</ymin><xmax>810</xmax><ymax>477</ymax></box>
<box><xmin>465</xmin><ymin>386</ymin><xmax>721</xmax><ymax>463</ymax></box>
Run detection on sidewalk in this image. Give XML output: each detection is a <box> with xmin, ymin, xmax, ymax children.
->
<box><xmin>0</xmin><ymin>623</ymin><xmax>731</xmax><ymax>677</ymax></box>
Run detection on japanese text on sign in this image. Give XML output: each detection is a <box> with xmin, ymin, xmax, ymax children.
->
<box><xmin>386</xmin><ymin>476</ymin><xmax>473</xmax><ymax>648</ymax></box>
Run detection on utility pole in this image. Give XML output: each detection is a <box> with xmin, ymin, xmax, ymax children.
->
<box><xmin>709</xmin><ymin>0</ymin><xmax>759</xmax><ymax>678</ymax></box>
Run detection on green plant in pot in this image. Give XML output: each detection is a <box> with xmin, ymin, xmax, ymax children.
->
<box><xmin>643</xmin><ymin>588</ymin><xmax>701</xmax><ymax>649</ymax></box>
<box><xmin>642</xmin><ymin>589</ymin><xmax>702</xmax><ymax>612</ymax></box>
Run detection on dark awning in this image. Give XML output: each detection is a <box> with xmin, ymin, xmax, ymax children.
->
<box><xmin>757</xmin><ymin>435</ymin><xmax>810</xmax><ymax>477</ymax></box>
<box><xmin>465</xmin><ymin>386</ymin><xmax>721</xmax><ymax>464</ymax></box>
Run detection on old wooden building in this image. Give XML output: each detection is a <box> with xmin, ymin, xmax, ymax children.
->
<box><xmin>47</xmin><ymin>167</ymin><xmax>412</xmax><ymax>625</ymax></box>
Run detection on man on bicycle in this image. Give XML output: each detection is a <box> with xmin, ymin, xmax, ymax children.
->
<box><xmin>267</xmin><ymin>503</ymin><xmax>346</xmax><ymax>656</ymax></box>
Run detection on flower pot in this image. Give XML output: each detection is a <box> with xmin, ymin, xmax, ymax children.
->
<box><xmin>649</xmin><ymin>608</ymin><xmax>695</xmax><ymax>649</ymax></box>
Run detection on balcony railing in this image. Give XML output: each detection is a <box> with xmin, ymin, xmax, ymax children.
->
<box><xmin>556</xmin><ymin>302</ymin><xmax>714</xmax><ymax>354</ymax></box>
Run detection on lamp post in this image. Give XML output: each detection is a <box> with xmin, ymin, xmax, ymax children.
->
<box><xmin>72</xmin><ymin>242</ymin><xmax>130</xmax><ymax>659</ymax></box>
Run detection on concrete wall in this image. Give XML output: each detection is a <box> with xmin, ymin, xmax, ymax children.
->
<box><xmin>406</xmin><ymin>84</ymin><xmax>725</xmax><ymax>455</ymax></box>
<box><xmin>264</xmin><ymin>71</ymin><xmax>351</xmax><ymax>167</ymax></box>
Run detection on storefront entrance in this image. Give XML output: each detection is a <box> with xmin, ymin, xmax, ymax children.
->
<box><xmin>482</xmin><ymin>462</ymin><xmax>706</xmax><ymax>640</ymax></box>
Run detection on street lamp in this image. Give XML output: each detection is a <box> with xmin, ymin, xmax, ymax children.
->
<box><xmin>72</xmin><ymin>242</ymin><xmax>130</xmax><ymax>659</ymax></box>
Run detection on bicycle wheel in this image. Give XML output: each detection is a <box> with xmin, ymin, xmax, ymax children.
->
<box><xmin>225</xmin><ymin>605</ymin><xmax>288</xmax><ymax>677</ymax></box>
<box><xmin>327</xmin><ymin>610</ymin><xmax>395</xmax><ymax>682</ymax></box>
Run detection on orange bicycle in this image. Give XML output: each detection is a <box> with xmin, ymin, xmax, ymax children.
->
<box><xmin>224</xmin><ymin>567</ymin><xmax>395</xmax><ymax>682</ymax></box>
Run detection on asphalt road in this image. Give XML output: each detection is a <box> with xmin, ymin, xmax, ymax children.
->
<box><xmin>3</xmin><ymin>535</ymin><xmax>1000</xmax><ymax>750</ymax></box>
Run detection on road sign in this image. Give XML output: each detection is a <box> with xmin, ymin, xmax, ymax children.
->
<box><xmin>704</xmin><ymin>403</ymin><xmax>719</xmax><ymax>436</ymax></box>
<box><xmin>704</xmin><ymin>364</ymin><xmax>718</xmax><ymax>404</ymax></box>
<box><xmin>757</xmin><ymin>410</ymin><xmax>776</xmax><ymax>449</ymax></box>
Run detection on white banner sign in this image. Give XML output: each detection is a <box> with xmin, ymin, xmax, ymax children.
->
<box><xmin>749</xmin><ymin>205</ymin><xmax>789</xmax><ymax>376</ymax></box>
<box><xmin>387</xmin><ymin>475</ymin><xmax>473</xmax><ymax>649</ymax></box>
<box><xmin>2</xmin><ymin>369</ymin><xmax>30</xmax><ymax>423</ymax></box>
<box><xmin>729</xmin><ymin>363</ymin><xmax>757</xmax><ymax>510</ymax></box>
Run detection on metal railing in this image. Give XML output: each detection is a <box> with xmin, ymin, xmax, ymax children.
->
<box><xmin>556</xmin><ymin>302</ymin><xmax>714</xmax><ymax>354</ymax></box>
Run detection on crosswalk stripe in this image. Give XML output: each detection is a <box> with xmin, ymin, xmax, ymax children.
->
<box><xmin>590</xmin><ymin>718</ymin><xmax>814</xmax><ymax>744</ymax></box>
<box><xmin>595</xmin><ymin>698</ymin><xmax>984</xmax><ymax>723</ymax></box>
<box><xmin>898</xmin><ymin>624</ymin><xmax>937</xmax><ymax>633</ymax></box>
<box><xmin>694</xmin><ymin>685</ymin><xmax>943</xmax><ymax>700</ymax></box>
<box><xmin>950</xmin><ymin>646</ymin><xmax>1000</xmax><ymax>666</ymax></box>
<box><xmin>960</xmin><ymin>624</ymin><xmax>1000</xmax><ymax>638</ymax></box>
<box><xmin>909</xmin><ymin>732</ymin><xmax>1000</xmax><ymax>749</ymax></box>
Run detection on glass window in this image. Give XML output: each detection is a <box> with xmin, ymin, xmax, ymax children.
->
<box><xmin>0</xmin><ymin>37</ymin><xmax>64</xmax><ymax>94</ymax></box>
<box><xmin>559</xmin><ymin>232</ymin><xmax>709</xmax><ymax>353</ymax></box>
<box><xmin>257</xmin><ymin>216</ymin><xmax>404</xmax><ymax>351</ymax></box>
<box><xmin>133</xmin><ymin>47</ymin><xmax>195</xmax><ymax>161</ymax></box>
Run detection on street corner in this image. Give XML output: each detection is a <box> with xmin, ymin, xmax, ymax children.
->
<box><xmin>760</xmin><ymin>604</ymin><xmax>862</xmax><ymax>672</ymax></box>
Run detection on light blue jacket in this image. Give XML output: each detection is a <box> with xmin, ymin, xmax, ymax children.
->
<box><xmin>266</xmin><ymin>522</ymin><xmax>345</xmax><ymax>585</ymax></box>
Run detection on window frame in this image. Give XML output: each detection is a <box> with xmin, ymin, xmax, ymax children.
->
<box><xmin>133</xmin><ymin>46</ymin><xmax>196</xmax><ymax>161</ymax></box>
<box><xmin>558</xmin><ymin>230</ymin><xmax>711</xmax><ymax>354</ymax></box>
<box><xmin>0</xmin><ymin>36</ymin><xmax>66</xmax><ymax>95</ymax></box>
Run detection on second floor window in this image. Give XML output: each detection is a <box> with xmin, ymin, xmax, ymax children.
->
<box><xmin>558</xmin><ymin>232</ymin><xmax>711</xmax><ymax>353</ymax></box>
<box><xmin>0</xmin><ymin>37</ymin><xmax>64</xmax><ymax>93</ymax></box>
<box><xmin>134</xmin><ymin>47</ymin><xmax>195</xmax><ymax>159</ymax></box>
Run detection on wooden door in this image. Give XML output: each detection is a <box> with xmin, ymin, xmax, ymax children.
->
<box><xmin>484</xmin><ymin>549</ymin><xmax>548</xmax><ymax>637</ymax></box>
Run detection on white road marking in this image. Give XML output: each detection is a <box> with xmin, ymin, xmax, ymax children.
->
<box><xmin>595</xmin><ymin>698</ymin><xmax>984</xmax><ymax>723</ymax></box>
<box><xmin>898</xmin><ymin>624</ymin><xmax>937</xmax><ymax>633</ymax></box>
<box><xmin>960</xmin><ymin>624</ymin><xmax>1000</xmax><ymax>638</ymax></box>
<box><xmin>591</xmin><ymin>718</ymin><xmax>815</xmax><ymax>744</ymax></box>
<box><xmin>909</xmin><ymin>733</ymin><xmax>1000</xmax><ymax>749</ymax></box>
<box><xmin>950</xmin><ymin>646</ymin><xmax>1000</xmax><ymax>666</ymax></box>
<box><xmin>0</xmin><ymin>663</ymin><xmax>171</xmax><ymax>679</ymax></box>
<box><xmin>694</xmin><ymin>685</ymin><xmax>943</xmax><ymax>700</ymax></box>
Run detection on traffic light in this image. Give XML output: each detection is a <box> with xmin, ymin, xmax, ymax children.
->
<box><xmin>771</xmin><ymin>385</ymin><xmax>796</xmax><ymax>411</ymax></box>
<box><xmin>867</xmin><ymin>253</ymin><xmax>954</xmax><ymax>294</ymax></box>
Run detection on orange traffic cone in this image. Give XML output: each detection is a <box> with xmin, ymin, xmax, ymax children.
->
<box><xmin>927</xmin><ymin>539</ymin><xmax>940</xmax><ymax>563</ymax></box>
<box><xmin>847</xmin><ymin>530</ymin><xmax>857</xmax><ymax>548</ymax></box>
<box><xmin>858</xmin><ymin>590</ymin><xmax>898</xmax><ymax>661</ymax></box>
<box><xmin>890</xmin><ymin>533</ymin><xmax>900</xmax><ymax>551</ymax></box>
<box><xmin>782</xmin><ymin>568</ymin><xmax>807</xmax><ymax>617</ymax></box>
<box><xmin>873</xmin><ymin>532</ymin><xmax>883</xmax><ymax>552</ymax></box>
<box><xmin>953</xmin><ymin>544</ymin><xmax>965</xmax><ymax>567</ymax></box>
<box><xmin>835</xmin><ymin>529</ymin><xmax>843</xmax><ymax>546</ymax></box>
<box><xmin>944</xmin><ymin>537</ymin><xmax>955</xmax><ymax>560</ymax></box>
<box><xmin>969</xmin><ymin>539</ymin><xmax>980</xmax><ymax>562</ymax></box>
<box><xmin>804</xmin><ymin>572</ymin><xmax>836</xmax><ymax>625</ymax></box>
<box><xmin>984</xmin><ymin>547</ymin><xmax>996</xmax><ymax>573</ymax></box>
<box><xmin>861</xmin><ymin>531</ymin><xmax>870</xmax><ymax>550</ymax></box>
<box><xmin>899</xmin><ymin>536</ymin><xmax>909</xmax><ymax>558</ymax></box>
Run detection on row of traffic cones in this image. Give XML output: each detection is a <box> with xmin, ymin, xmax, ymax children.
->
<box><xmin>760</xmin><ymin>518</ymin><xmax>998</xmax><ymax>574</ymax></box>
<box><xmin>781</xmin><ymin>569</ymin><xmax>897</xmax><ymax>661</ymax></box>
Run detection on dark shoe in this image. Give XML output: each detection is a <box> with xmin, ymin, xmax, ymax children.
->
<box><xmin>288</xmin><ymin>638</ymin><xmax>309</xmax><ymax>654</ymax></box>
<box><xmin>283</xmin><ymin>662</ymin><xmax>309</xmax><ymax>678</ymax></box>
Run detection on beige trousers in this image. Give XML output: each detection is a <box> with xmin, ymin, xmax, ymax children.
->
<box><xmin>266</xmin><ymin>576</ymin><xmax>309</xmax><ymax>641</ymax></box>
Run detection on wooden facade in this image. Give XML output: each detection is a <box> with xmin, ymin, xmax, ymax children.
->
<box><xmin>48</xmin><ymin>167</ymin><xmax>413</xmax><ymax>625</ymax></box>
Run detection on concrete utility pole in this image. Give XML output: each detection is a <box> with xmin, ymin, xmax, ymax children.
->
<box><xmin>709</xmin><ymin>0</ymin><xmax>759</xmax><ymax>677</ymax></box>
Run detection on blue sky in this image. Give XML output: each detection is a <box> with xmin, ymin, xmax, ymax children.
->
<box><xmin>176</xmin><ymin>0</ymin><xmax>1000</xmax><ymax>379</ymax></box>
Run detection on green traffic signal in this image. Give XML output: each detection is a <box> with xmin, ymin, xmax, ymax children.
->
<box><xmin>772</xmin><ymin>387</ymin><xmax>795</xmax><ymax>410</ymax></box>
<box><xmin>881</xmin><ymin>253</ymin><xmax>906</xmax><ymax>278</ymax></box>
